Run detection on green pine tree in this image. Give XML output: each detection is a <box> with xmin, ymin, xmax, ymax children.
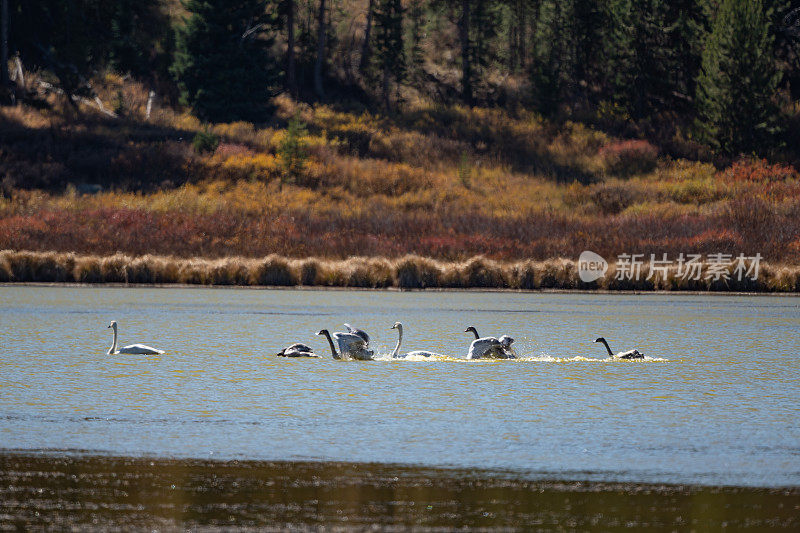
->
<box><xmin>373</xmin><ymin>0</ymin><xmax>405</xmax><ymax>109</ymax></box>
<box><xmin>695</xmin><ymin>0</ymin><xmax>782</xmax><ymax>155</ymax></box>
<box><xmin>171</xmin><ymin>0</ymin><xmax>279</xmax><ymax>122</ymax></box>
<box><xmin>407</xmin><ymin>0</ymin><xmax>425</xmax><ymax>80</ymax></box>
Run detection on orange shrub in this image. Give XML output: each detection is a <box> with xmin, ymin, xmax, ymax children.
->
<box><xmin>721</xmin><ymin>159</ymin><xmax>799</xmax><ymax>183</ymax></box>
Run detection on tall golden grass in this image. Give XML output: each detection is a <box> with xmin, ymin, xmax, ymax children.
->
<box><xmin>1</xmin><ymin>250</ymin><xmax>798</xmax><ymax>292</ymax></box>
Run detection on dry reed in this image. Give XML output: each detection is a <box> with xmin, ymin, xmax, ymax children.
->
<box><xmin>1</xmin><ymin>249</ymin><xmax>798</xmax><ymax>292</ymax></box>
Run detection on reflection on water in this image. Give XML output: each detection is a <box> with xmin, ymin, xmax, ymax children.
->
<box><xmin>1</xmin><ymin>454</ymin><xmax>798</xmax><ymax>531</ymax></box>
<box><xmin>0</xmin><ymin>287</ymin><xmax>799</xmax><ymax>487</ymax></box>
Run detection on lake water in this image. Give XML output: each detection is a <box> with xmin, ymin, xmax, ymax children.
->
<box><xmin>1</xmin><ymin>286</ymin><xmax>799</xmax><ymax>488</ymax></box>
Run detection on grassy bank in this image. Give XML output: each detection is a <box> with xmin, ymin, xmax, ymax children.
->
<box><xmin>2</xmin><ymin>79</ymin><xmax>800</xmax><ymax>265</ymax></box>
<box><xmin>2</xmin><ymin>250</ymin><xmax>799</xmax><ymax>292</ymax></box>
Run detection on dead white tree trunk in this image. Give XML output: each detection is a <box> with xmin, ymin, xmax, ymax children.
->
<box><xmin>146</xmin><ymin>90</ymin><xmax>155</xmax><ymax>120</ymax></box>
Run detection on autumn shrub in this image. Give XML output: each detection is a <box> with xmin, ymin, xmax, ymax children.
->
<box><xmin>126</xmin><ymin>255</ymin><xmax>179</xmax><ymax>284</ymax></box>
<box><xmin>217</xmin><ymin>153</ymin><xmax>281</xmax><ymax>182</ymax></box>
<box><xmin>368</xmin><ymin>130</ymin><xmax>464</xmax><ymax>167</ymax></box>
<box><xmin>591</xmin><ymin>183</ymin><xmax>635</xmax><ymax>215</ymax></box>
<box><xmin>297</xmin><ymin>258</ymin><xmax>322</xmax><ymax>285</ymax></box>
<box><xmin>31</xmin><ymin>251</ymin><xmax>75</xmax><ymax>282</ymax></box>
<box><xmin>724</xmin><ymin>197</ymin><xmax>776</xmax><ymax>235</ymax></box>
<box><xmin>395</xmin><ymin>255</ymin><xmax>441</xmax><ymax>288</ymax></box>
<box><xmin>178</xmin><ymin>260</ymin><xmax>212</xmax><ymax>285</ymax></box>
<box><xmin>345</xmin><ymin>257</ymin><xmax>394</xmax><ymax>288</ymax></box>
<box><xmin>667</xmin><ymin>179</ymin><xmax>722</xmax><ymax>205</ymax></box>
<box><xmin>459</xmin><ymin>256</ymin><xmax>510</xmax><ymax>288</ymax></box>
<box><xmin>100</xmin><ymin>254</ymin><xmax>130</xmax><ymax>283</ymax></box>
<box><xmin>510</xmin><ymin>260</ymin><xmax>540</xmax><ymax>290</ymax></box>
<box><xmin>73</xmin><ymin>255</ymin><xmax>104</xmax><ymax>283</ymax></box>
<box><xmin>210</xmin><ymin>258</ymin><xmax>251</xmax><ymax>285</ymax></box>
<box><xmin>0</xmin><ymin>250</ymin><xmax>11</xmax><ymax>281</ymax></box>
<box><xmin>722</xmin><ymin>158</ymin><xmax>799</xmax><ymax>183</ymax></box>
<box><xmin>538</xmin><ymin>259</ymin><xmax>576</xmax><ymax>289</ymax></box>
<box><xmin>212</xmin><ymin>121</ymin><xmax>257</xmax><ymax>145</ymax></box>
<box><xmin>599</xmin><ymin>140</ymin><xmax>658</xmax><ymax>177</ymax></box>
<box><xmin>251</xmin><ymin>254</ymin><xmax>298</xmax><ymax>286</ymax></box>
<box><xmin>4</xmin><ymin>250</ymin><xmax>72</xmax><ymax>282</ymax></box>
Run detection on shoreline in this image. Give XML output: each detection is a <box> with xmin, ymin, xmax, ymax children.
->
<box><xmin>2</xmin><ymin>249</ymin><xmax>800</xmax><ymax>293</ymax></box>
<box><xmin>2</xmin><ymin>452</ymin><xmax>798</xmax><ymax>530</ymax></box>
<box><xmin>3</xmin><ymin>280</ymin><xmax>800</xmax><ymax>297</ymax></box>
<box><xmin>3</xmin><ymin>449</ymin><xmax>800</xmax><ymax>490</ymax></box>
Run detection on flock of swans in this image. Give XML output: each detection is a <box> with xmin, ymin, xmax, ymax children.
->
<box><xmin>106</xmin><ymin>320</ymin><xmax>645</xmax><ymax>360</ymax></box>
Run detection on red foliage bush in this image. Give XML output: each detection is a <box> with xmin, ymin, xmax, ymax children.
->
<box><xmin>599</xmin><ymin>139</ymin><xmax>658</xmax><ymax>177</ymax></box>
<box><xmin>721</xmin><ymin>159</ymin><xmax>800</xmax><ymax>183</ymax></box>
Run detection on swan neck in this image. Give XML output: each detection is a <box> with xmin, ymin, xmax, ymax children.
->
<box><xmin>472</xmin><ymin>328</ymin><xmax>480</xmax><ymax>339</ymax></box>
<box><xmin>109</xmin><ymin>326</ymin><xmax>118</xmax><ymax>354</ymax></box>
<box><xmin>601</xmin><ymin>339</ymin><xmax>613</xmax><ymax>356</ymax></box>
<box><xmin>323</xmin><ymin>331</ymin><xmax>339</xmax><ymax>359</ymax></box>
<box><xmin>391</xmin><ymin>325</ymin><xmax>402</xmax><ymax>358</ymax></box>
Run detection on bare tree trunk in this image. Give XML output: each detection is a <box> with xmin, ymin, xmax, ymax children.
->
<box><xmin>459</xmin><ymin>0</ymin><xmax>472</xmax><ymax>106</ymax></box>
<box><xmin>314</xmin><ymin>0</ymin><xmax>326</xmax><ymax>99</ymax></box>
<box><xmin>1</xmin><ymin>0</ymin><xmax>9</xmax><ymax>102</ymax></box>
<box><xmin>286</xmin><ymin>0</ymin><xmax>296</xmax><ymax>97</ymax></box>
<box><xmin>358</xmin><ymin>0</ymin><xmax>375</xmax><ymax>74</ymax></box>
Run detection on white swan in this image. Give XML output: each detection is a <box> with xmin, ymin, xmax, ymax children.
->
<box><xmin>316</xmin><ymin>329</ymin><xmax>374</xmax><ymax>360</ymax></box>
<box><xmin>389</xmin><ymin>322</ymin><xmax>444</xmax><ymax>358</ymax></box>
<box><xmin>107</xmin><ymin>321</ymin><xmax>164</xmax><ymax>355</ymax></box>
<box><xmin>276</xmin><ymin>343</ymin><xmax>320</xmax><ymax>358</ymax></box>
<box><xmin>464</xmin><ymin>326</ymin><xmax>516</xmax><ymax>359</ymax></box>
<box><xmin>594</xmin><ymin>337</ymin><xmax>644</xmax><ymax>359</ymax></box>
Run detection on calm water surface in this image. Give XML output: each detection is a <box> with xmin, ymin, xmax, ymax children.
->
<box><xmin>1</xmin><ymin>286</ymin><xmax>798</xmax><ymax>487</ymax></box>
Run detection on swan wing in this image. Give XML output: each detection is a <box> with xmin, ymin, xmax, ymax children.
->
<box><xmin>119</xmin><ymin>343</ymin><xmax>164</xmax><ymax>355</ymax></box>
<box><xmin>405</xmin><ymin>350</ymin><xmax>444</xmax><ymax>358</ymax></box>
<box><xmin>467</xmin><ymin>337</ymin><xmax>501</xmax><ymax>359</ymax></box>
<box><xmin>280</xmin><ymin>348</ymin><xmax>320</xmax><ymax>358</ymax></box>
<box><xmin>286</xmin><ymin>343</ymin><xmax>313</xmax><ymax>353</ymax></box>
<box><xmin>343</xmin><ymin>324</ymin><xmax>370</xmax><ymax>346</ymax></box>
<box><xmin>617</xmin><ymin>349</ymin><xmax>644</xmax><ymax>359</ymax></box>
<box><xmin>332</xmin><ymin>332</ymin><xmax>367</xmax><ymax>355</ymax></box>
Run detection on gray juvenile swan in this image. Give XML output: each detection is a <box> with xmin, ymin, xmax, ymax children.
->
<box><xmin>343</xmin><ymin>323</ymin><xmax>371</xmax><ymax>346</ymax></box>
<box><xmin>107</xmin><ymin>321</ymin><xmax>164</xmax><ymax>355</ymax></box>
<box><xmin>316</xmin><ymin>329</ymin><xmax>374</xmax><ymax>360</ymax></box>
<box><xmin>276</xmin><ymin>343</ymin><xmax>320</xmax><ymax>358</ymax></box>
<box><xmin>389</xmin><ymin>322</ymin><xmax>444</xmax><ymax>358</ymax></box>
<box><xmin>594</xmin><ymin>337</ymin><xmax>644</xmax><ymax>359</ymax></box>
<box><xmin>464</xmin><ymin>326</ymin><xmax>516</xmax><ymax>359</ymax></box>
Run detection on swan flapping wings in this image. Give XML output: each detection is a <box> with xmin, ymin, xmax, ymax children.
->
<box><xmin>467</xmin><ymin>335</ymin><xmax>516</xmax><ymax>360</ymax></box>
<box><xmin>333</xmin><ymin>331</ymin><xmax>374</xmax><ymax>360</ymax></box>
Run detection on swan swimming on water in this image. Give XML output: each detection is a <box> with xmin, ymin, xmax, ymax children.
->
<box><xmin>316</xmin><ymin>329</ymin><xmax>374</xmax><ymax>360</ymax></box>
<box><xmin>107</xmin><ymin>321</ymin><xmax>164</xmax><ymax>355</ymax></box>
<box><xmin>276</xmin><ymin>343</ymin><xmax>320</xmax><ymax>357</ymax></box>
<box><xmin>594</xmin><ymin>337</ymin><xmax>644</xmax><ymax>359</ymax></box>
<box><xmin>389</xmin><ymin>322</ymin><xmax>444</xmax><ymax>358</ymax></box>
<box><xmin>464</xmin><ymin>326</ymin><xmax>516</xmax><ymax>359</ymax></box>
